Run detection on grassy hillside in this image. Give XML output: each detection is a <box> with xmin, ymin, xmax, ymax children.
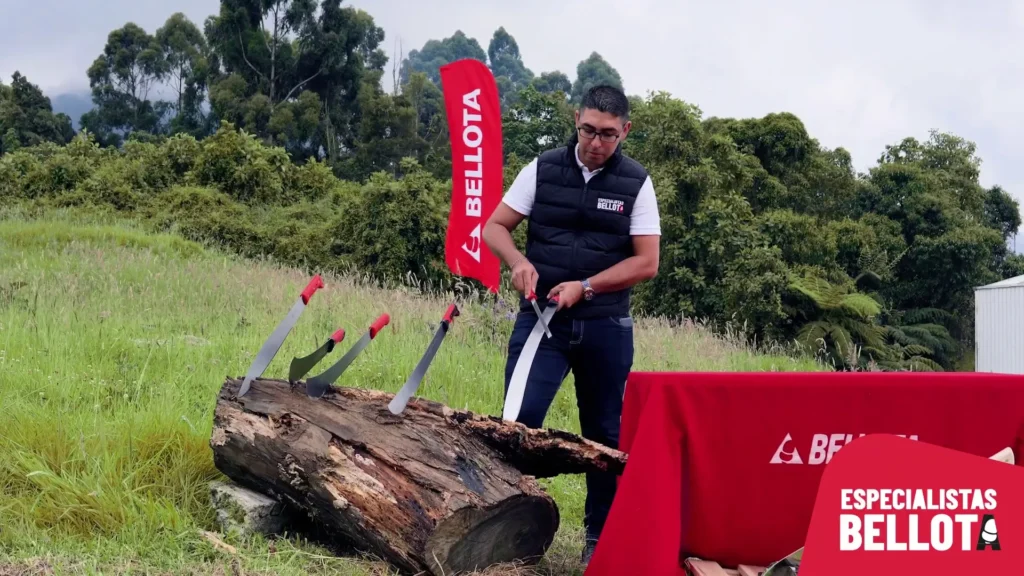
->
<box><xmin>0</xmin><ymin>212</ymin><xmax>820</xmax><ymax>575</ymax></box>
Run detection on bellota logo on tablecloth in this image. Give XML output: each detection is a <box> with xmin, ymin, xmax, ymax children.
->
<box><xmin>799</xmin><ymin>435</ymin><xmax>1022</xmax><ymax>575</ymax></box>
<box><xmin>769</xmin><ymin>432</ymin><xmax>920</xmax><ymax>465</ymax></box>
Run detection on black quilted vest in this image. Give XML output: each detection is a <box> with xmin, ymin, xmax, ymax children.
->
<box><xmin>521</xmin><ymin>132</ymin><xmax>648</xmax><ymax>319</ymax></box>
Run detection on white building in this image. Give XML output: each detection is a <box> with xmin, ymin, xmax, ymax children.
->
<box><xmin>975</xmin><ymin>274</ymin><xmax>1024</xmax><ymax>374</ymax></box>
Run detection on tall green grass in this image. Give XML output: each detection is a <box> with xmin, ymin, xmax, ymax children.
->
<box><xmin>0</xmin><ymin>215</ymin><xmax>820</xmax><ymax>575</ymax></box>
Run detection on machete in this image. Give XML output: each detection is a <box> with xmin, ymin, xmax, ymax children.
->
<box><xmin>239</xmin><ymin>275</ymin><xmax>324</xmax><ymax>397</ymax></box>
<box><xmin>288</xmin><ymin>327</ymin><xmax>345</xmax><ymax>383</ymax></box>
<box><xmin>388</xmin><ymin>303</ymin><xmax>460</xmax><ymax>415</ymax></box>
<box><xmin>527</xmin><ymin>290</ymin><xmax>552</xmax><ymax>338</ymax></box>
<box><xmin>502</xmin><ymin>294</ymin><xmax>559</xmax><ymax>422</ymax></box>
<box><xmin>306</xmin><ymin>313</ymin><xmax>390</xmax><ymax>398</ymax></box>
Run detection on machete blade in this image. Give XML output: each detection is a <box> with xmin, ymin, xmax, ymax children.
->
<box><xmin>527</xmin><ymin>290</ymin><xmax>552</xmax><ymax>338</ymax></box>
<box><xmin>288</xmin><ymin>328</ymin><xmax>345</xmax><ymax>383</ymax></box>
<box><xmin>388</xmin><ymin>303</ymin><xmax>460</xmax><ymax>415</ymax></box>
<box><xmin>239</xmin><ymin>275</ymin><xmax>324</xmax><ymax>397</ymax></box>
<box><xmin>502</xmin><ymin>295</ymin><xmax>559</xmax><ymax>422</ymax></box>
<box><xmin>306</xmin><ymin>313</ymin><xmax>390</xmax><ymax>398</ymax></box>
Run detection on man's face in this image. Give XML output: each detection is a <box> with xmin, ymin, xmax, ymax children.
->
<box><xmin>575</xmin><ymin>108</ymin><xmax>631</xmax><ymax>167</ymax></box>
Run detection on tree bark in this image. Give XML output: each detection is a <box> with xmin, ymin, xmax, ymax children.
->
<box><xmin>209</xmin><ymin>377</ymin><xmax>627</xmax><ymax>575</ymax></box>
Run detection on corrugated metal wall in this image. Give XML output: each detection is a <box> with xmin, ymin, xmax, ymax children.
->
<box><xmin>975</xmin><ymin>285</ymin><xmax>1024</xmax><ymax>374</ymax></box>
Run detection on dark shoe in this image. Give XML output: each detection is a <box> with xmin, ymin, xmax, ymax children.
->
<box><xmin>581</xmin><ymin>540</ymin><xmax>597</xmax><ymax>564</ymax></box>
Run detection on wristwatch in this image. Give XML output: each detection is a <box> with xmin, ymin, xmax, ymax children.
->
<box><xmin>581</xmin><ymin>279</ymin><xmax>594</xmax><ymax>301</ymax></box>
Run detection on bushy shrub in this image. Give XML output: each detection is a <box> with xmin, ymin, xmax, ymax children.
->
<box><xmin>187</xmin><ymin>121</ymin><xmax>294</xmax><ymax>205</ymax></box>
<box><xmin>146</xmin><ymin>185</ymin><xmax>266</xmax><ymax>257</ymax></box>
<box><xmin>333</xmin><ymin>157</ymin><xmax>453</xmax><ymax>290</ymax></box>
<box><xmin>287</xmin><ymin>157</ymin><xmax>344</xmax><ymax>202</ymax></box>
<box><xmin>253</xmin><ymin>198</ymin><xmax>346</xmax><ymax>273</ymax></box>
<box><xmin>1</xmin><ymin>123</ymin><xmax>467</xmax><ymax>297</ymax></box>
<box><xmin>6</xmin><ymin>143</ymin><xmax>96</xmax><ymax>199</ymax></box>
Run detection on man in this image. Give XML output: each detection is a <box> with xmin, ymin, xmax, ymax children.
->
<box><xmin>482</xmin><ymin>84</ymin><xmax>661</xmax><ymax>563</ymax></box>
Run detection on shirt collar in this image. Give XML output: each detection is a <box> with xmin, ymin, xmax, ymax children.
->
<box><xmin>574</xmin><ymin>143</ymin><xmax>604</xmax><ymax>175</ymax></box>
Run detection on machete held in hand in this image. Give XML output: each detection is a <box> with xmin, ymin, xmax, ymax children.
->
<box><xmin>388</xmin><ymin>303</ymin><xmax>460</xmax><ymax>415</ymax></box>
<box><xmin>305</xmin><ymin>313</ymin><xmax>390</xmax><ymax>398</ymax></box>
<box><xmin>288</xmin><ymin>327</ymin><xmax>345</xmax><ymax>383</ymax></box>
<box><xmin>502</xmin><ymin>294</ymin><xmax>559</xmax><ymax>422</ymax></box>
<box><xmin>527</xmin><ymin>290</ymin><xmax>552</xmax><ymax>338</ymax></box>
<box><xmin>239</xmin><ymin>275</ymin><xmax>324</xmax><ymax>397</ymax></box>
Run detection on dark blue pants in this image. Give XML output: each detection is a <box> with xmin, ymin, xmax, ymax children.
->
<box><xmin>502</xmin><ymin>308</ymin><xmax>634</xmax><ymax>544</ymax></box>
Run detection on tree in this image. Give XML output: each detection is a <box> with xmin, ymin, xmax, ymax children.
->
<box><xmin>400</xmin><ymin>71</ymin><xmax>448</xmax><ymax>178</ymax></box>
<box><xmin>156</xmin><ymin>13</ymin><xmax>212</xmax><ymax>137</ymax></box>
<box><xmin>204</xmin><ymin>0</ymin><xmax>319</xmax><ymax>114</ymax></box>
<box><xmin>785</xmin><ymin>273</ymin><xmax>887</xmax><ymax>370</ymax></box>
<box><xmin>531</xmin><ymin>71</ymin><xmax>572</xmax><ymax>98</ymax></box>
<box><xmin>569</xmin><ymin>52</ymin><xmax>623</xmax><ymax>103</ymax></box>
<box><xmin>308</xmin><ymin>4</ymin><xmax>388</xmax><ymax>163</ymax></box>
<box><xmin>703</xmin><ymin>112</ymin><xmax>857</xmax><ymax>216</ymax></box>
<box><xmin>983</xmin><ymin>185</ymin><xmax>1021</xmax><ymax>241</ymax></box>
<box><xmin>399</xmin><ymin>30</ymin><xmax>487</xmax><ymax>85</ymax></box>
<box><xmin>501</xmin><ymin>84</ymin><xmax>574</xmax><ymax>162</ymax></box>
<box><xmin>0</xmin><ymin>72</ymin><xmax>75</xmax><ymax>154</ymax></box>
<box><xmin>857</xmin><ymin>131</ymin><xmax>1014</xmax><ymax>356</ymax></box>
<box><xmin>486</xmin><ymin>27</ymin><xmax>534</xmax><ymax>108</ymax></box>
<box><xmin>80</xmin><ymin>23</ymin><xmax>169</xmax><ymax>146</ymax></box>
<box><xmin>204</xmin><ymin>0</ymin><xmax>388</xmax><ymax>162</ymax></box>
<box><xmin>332</xmin><ymin>78</ymin><xmax>426</xmax><ymax>181</ymax></box>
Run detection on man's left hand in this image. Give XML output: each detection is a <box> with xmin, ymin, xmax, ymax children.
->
<box><xmin>548</xmin><ymin>281</ymin><xmax>584</xmax><ymax>310</ymax></box>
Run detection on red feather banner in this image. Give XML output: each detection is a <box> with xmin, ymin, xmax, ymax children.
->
<box><xmin>439</xmin><ymin>58</ymin><xmax>502</xmax><ymax>294</ymax></box>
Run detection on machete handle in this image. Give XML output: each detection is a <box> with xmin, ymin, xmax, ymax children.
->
<box><xmin>330</xmin><ymin>328</ymin><xmax>346</xmax><ymax>343</ymax></box>
<box><xmin>442</xmin><ymin>303</ymin><xmax>459</xmax><ymax>324</ymax></box>
<box><xmin>549</xmin><ymin>294</ymin><xmax>560</xmax><ymax>304</ymax></box>
<box><xmin>300</xmin><ymin>275</ymin><xmax>325</xmax><ymax>305</ymax></box>
<box><xmin>526</xmin><ymin>290</ymin><xmax>537</xmax><ymax>301</ymax></box>
<box><xmin>369</xmin><ymin>313</ymin><xmax>390</xmax><ymax>338</ymax></box>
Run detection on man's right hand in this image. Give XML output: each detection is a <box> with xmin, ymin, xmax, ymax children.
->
<box><xmin>511</xmin><ymin>258</ymin><xmax>538</xmax><ymax>297</ymax></box>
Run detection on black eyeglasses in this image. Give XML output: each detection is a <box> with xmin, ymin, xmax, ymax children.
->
<box><xmin>577</xmin><ymin>125</ymin><xmax>620</xmax><ymax>143</ymax></box>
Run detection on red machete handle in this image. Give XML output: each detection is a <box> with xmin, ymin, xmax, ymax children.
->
<box><xmin>527</xmin><ymin>290</ymin><xmax>537</xmax><ymax>301</ymax></box>
<box><xmin>300</xmin><ymin>275</ymin><xmax>324</xmax><ymax>305</ymax></box>
<box><xmin>330</xmin><ymin>328</ymin><xmax>346</xmax><ymax>343</ymax></box>
<box><xmin>549</xmin><ymin>294</ymin><xmax>560</xmax><ymax>304</ymax></box>
<box><xmin>369</xmin><ymin>313</ymin><xmax>390</xmax><ymax>338</ymax></box>
<box><xmin>442</xmin><ymin>303</ymin><xmax>459</xmax><ymax>324</ymax></box>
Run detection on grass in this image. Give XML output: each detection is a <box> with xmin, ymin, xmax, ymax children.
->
<box><xmin>0</xmin><ymin>212</ymin><xmax>821</xmax><ymax>575</ymax></box>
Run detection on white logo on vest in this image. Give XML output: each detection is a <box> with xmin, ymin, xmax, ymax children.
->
<box><xmin>596</xmin><ymin>198</ymin><xmax>624</xmax><ymax>212</ymax></box>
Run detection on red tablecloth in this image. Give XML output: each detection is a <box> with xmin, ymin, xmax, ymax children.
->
<box><xmin>584</xmin><ymin>371</ymin><xmax>1024</xmax><ymax>575</ymax></box>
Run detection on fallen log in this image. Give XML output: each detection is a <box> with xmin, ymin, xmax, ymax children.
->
<box><xmin>210</xmin><ymin>376</ymin><xmax>627</xmax><ymax>575</ymax></box>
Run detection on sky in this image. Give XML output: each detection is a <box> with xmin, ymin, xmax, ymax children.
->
<box><xmin>2</xmin><ymin>0</ymin><xmax>1023</xmax><ymax>224</ymax></box>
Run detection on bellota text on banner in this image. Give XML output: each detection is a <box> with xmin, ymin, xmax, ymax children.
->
<box><xmin>439</xmin><ymin>58</ymin><xmax>502</xmax><ymax>294</ymax></box>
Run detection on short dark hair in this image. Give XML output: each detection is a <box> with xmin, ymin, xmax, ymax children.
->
<box><xmin>579</xmin><ymin>85</ymin><xmax>629</xmax><ymax>121</ymax></box>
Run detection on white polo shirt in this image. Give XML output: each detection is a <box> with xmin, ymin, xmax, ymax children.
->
<box><xmin>500</xmin><ymin>144</ymin><xmax>662</xmax><ymax>236</ymax></box>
